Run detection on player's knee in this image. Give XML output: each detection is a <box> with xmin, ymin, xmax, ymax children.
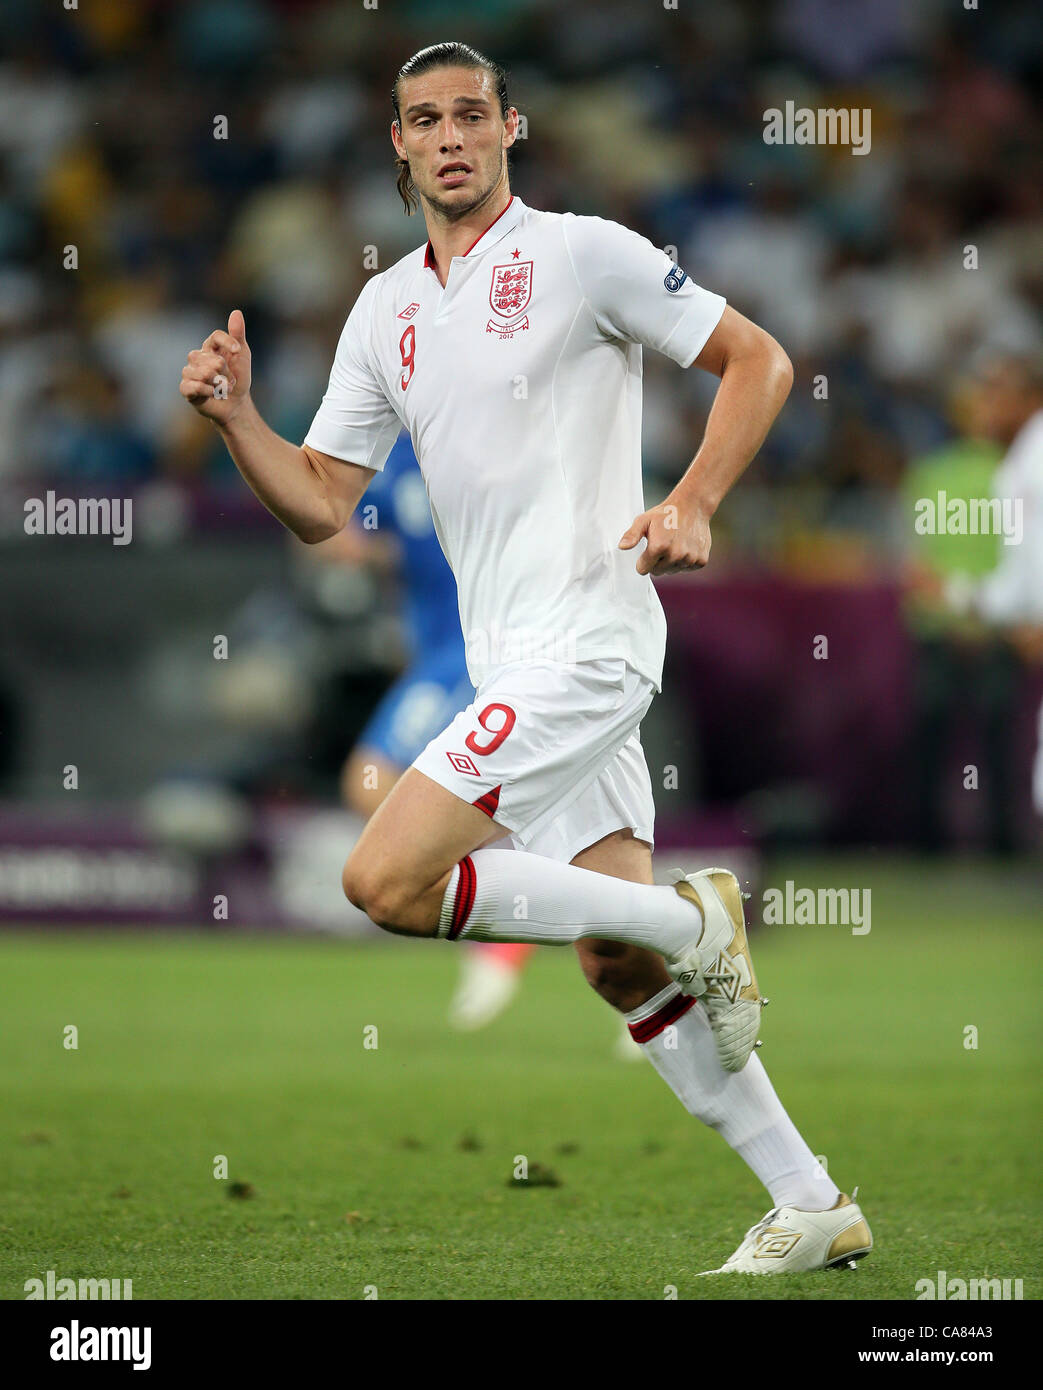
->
<box><xmin>341</xmin><ymin>848</ymin><xmax>361</xmax><ymax>900</ymax></box>
<box><xmin>342</xmin><ymin>857</ymin><xmax>380</xmax><ymax>916</ymax></box>
<box><xmin>341</xmin><ymin>858</ymin><xmax>407</xmax><ymax>931</ymax></box>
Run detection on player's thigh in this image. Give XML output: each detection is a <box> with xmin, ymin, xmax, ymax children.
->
<box><xmin>343</xmin><ymin>766</ymin><xmax>508</xmax><ymax>901</ymax></box>
<box><xmin>571</xmin><ymin>828</ymin><xmax>669</xmax><ymax>997</ymax></box>
<box><xmin>571</xmin><ymin>825</ymin><xmax>653</xmax><ymax>882</ymax></box>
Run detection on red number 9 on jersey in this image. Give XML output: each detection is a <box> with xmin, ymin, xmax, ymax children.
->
<box><xmin>399</xmin><ymin>324</ymin><xmax>415</xmax><ymax>390</ymax></box>
<box><xmin>465</xmin><ymin>703</ymin><xmax>517</xmax><ymax>757</ymax></box>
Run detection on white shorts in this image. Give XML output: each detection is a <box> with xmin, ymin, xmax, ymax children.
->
<box><xmin>411</xmin><ymin>658</ymin><xmax>657</xmax><ymax>864</ymax></box>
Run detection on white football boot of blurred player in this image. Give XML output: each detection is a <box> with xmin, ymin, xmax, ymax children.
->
<box><xmin>448</xmin><ymin>945</ymin><xmax>528</xmax><ymax>1031</ymax></box>
<box><xmin>700</xmin><ymin>1193</ymin><xmax>872</xmax><ymax>1274</ymax></box>
<box><xmin>665</xmin><ymin>867</ymin><xmax>765</xmax><ymax>1072</ymax></box>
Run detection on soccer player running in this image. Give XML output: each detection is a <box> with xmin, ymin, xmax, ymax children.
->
<box><xmin>181</xmin><ymin>42</ymin><xmax>871</xmax><ymax>1275</ymax></box>
<box><xmin>325</xmin><ymin>431</ymin><xmax>640</xmax><ymax>1047</ymax></box>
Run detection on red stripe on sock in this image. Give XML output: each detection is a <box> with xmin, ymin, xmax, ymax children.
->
<box><xmin>447</xmin><ymin>855</ymin><xmax>476</xmax><ymax>940</ymax></box>
<box><xmin>628</xmin><ymin>991</ymin><xmax>696</xmax><ymax>1044</ymax></box>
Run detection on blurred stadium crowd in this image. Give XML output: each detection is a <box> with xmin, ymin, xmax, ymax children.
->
<box><xmin>0</xmin><ymin>0</ymin><xmax>1041</xmax><ymax>864</ymax></box>
<box><xmin>1</xmin><ymin>0</ymin><xmax>1039</xmax><ymax>550</ymax></box>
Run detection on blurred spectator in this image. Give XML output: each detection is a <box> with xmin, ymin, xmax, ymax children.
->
<box><xmin>27</xmin><ymin>360</ymin><xmax>156</xmax><ymax>484</ymax></box>
<box><xmin>91</xmin><ymin>262</ymin><xmax>214</xmax><ymax>454</ymax></box>
<box><xmin>972</xmin><ymin>354</ymin><xmax>1043</xmax><ymax>637</ymax></box>
<box><xmin>965</xmin><ymin>354</ymin><xmax>1043</xmax><ymax>821</ymax></box>
<box><xmin>900</xmin><ymin>367</ymin><xmax>1014</xmax><ymax>852</ymax></box>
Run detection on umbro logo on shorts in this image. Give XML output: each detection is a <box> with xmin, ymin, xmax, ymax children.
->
<box><xmin>447</xmin><ymin>750</ymin><xmax>481</xmax><ymax>777</ymax></box>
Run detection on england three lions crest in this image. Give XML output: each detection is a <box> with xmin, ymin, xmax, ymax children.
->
<box><xmin>487</xmin><ymin>261</ymin><xmax>533</xmax><ymax>337</ymax></box>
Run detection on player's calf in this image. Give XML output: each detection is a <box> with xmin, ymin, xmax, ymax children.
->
<box><xmin>575</xmin><ymin>939</ymin><xmax>672</xmax><ymax>1013</ymax></box>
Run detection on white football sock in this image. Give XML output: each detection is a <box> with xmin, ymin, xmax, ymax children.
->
<box><xmin>437</xmin><ymin>847</ymin><xmax>701</xmax><ymax>956</ymax></box>
<box><xmin>626</xmin><ymin>984</ymin><xmax>840</xmax><ymax>1212</ymax></box>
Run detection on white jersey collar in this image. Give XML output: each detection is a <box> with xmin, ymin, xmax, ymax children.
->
<box><xmin>422</xmin><ymin>194</ymin><xmax>528</xmax><ymax>271</ymax></box>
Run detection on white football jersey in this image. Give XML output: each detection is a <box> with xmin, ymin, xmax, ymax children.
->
<box><xmin>304</xmin><ymin>195</ymin><xmax>726</xmax><ymax>692</ymax></box>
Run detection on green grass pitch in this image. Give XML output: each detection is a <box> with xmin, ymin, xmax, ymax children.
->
<box><xmin>1</xmin><ymin>855</ymin><xmax>1039</xmax><ymax>1300</ymax></box>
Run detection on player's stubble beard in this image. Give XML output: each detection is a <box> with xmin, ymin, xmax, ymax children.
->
<box><xmin>418</xmin><ymin>147</ymin><xmax>508</xmax><ymax>225</ymax></box>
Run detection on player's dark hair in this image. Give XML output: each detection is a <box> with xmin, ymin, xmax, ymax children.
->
<box><xmin>392</xmin><ymin>42</ymin><xmax>510</xmax><ymax>215</ymax></box>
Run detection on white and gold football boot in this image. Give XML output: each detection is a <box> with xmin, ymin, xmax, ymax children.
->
<box><xmin>665</xmin><ymin>867</ymin><xmax>765</xmax><ymax>1072</ymax></box>
<box><xmin>700</xmin><ymin>1193</ymin><xmax>873</xmax><ymax>1275</ymax></box>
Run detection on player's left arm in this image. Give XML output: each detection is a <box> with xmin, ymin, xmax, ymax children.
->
<box><xmin>619</xmin><ymin>307</ymin><xmax>792</xmax><ymax>576</ymax></box>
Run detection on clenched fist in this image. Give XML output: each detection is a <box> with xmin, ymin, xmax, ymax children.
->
<box><xmin>618</xmin><ymin>498</ymin><xmax>713</xmax><ymax>576</ymax></box>
<box><xmin>180</xmin><ymin>309</ymin><xmax>252</xmax><ymax>425</ymax></box>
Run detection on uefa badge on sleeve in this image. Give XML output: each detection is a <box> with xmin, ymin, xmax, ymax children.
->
<box><xmin>664</xmin><ymin>263</ymin><xmax>688</xmax><ymax>293</ymax></box>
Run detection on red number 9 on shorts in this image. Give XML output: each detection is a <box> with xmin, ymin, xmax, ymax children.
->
<box><xmin>465</xmin><ymin>703</ymin><xmax>516</xmax><ymax>757</ymax></box>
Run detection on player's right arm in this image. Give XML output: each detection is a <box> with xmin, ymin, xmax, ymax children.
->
<box><xmin>180</xmin><ymin>308</ymin><xmax>378</xmax><ymax>544</ymax></box>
